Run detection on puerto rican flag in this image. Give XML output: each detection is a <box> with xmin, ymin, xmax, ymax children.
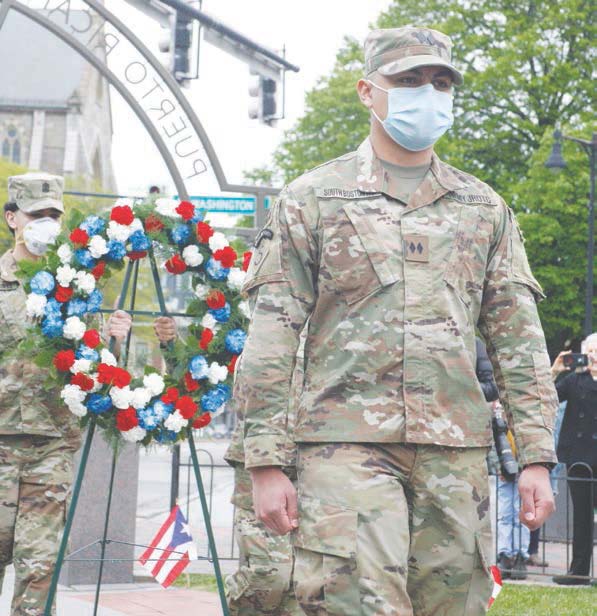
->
<box><xmin>139</xmin><ymin>506</ymin><xmax>198</xmax><ymax>588</ymax></box>
<box><xmin>488</xmin><ymin>565</ymin><xmax>503</xmax><ymax>609</ymax></box>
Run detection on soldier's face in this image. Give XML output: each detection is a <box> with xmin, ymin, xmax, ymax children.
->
<box><xmin>5</xmin><ymin>207</ymin><xmax>62</xmax><ymax>238</ymax></box>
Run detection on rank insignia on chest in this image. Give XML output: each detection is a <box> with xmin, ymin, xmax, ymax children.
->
<box><xmin>404</xmin><ymin>235</ymin><xmax>429</xmax><ymax>262</ymax></box>
<box><xmin>254</xmin><ymin>228</ymin><xmax>274</xmax><ymax>248</ymax></box>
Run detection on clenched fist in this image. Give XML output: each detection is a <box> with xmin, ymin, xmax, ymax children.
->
<box><xmin>154</xmin><ymin>316</ymin><xmax>177</xmax><ymax>344</ymax></box>
<box><xmin>105</xmin><ymin>310</ymin><xmax>132</xmax><ymax>341</ymax></box>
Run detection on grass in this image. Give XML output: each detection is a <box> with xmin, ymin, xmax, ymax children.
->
<box><xmin>174</xmin><ymin>576</ymin><xmax>597</xmax><ymax>614</ymax></box>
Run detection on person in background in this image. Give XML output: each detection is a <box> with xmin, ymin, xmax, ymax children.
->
<box><xmin>550</xmin><ymin>335</ymin><xmax>597</xmax><ymax>585</ymax></box>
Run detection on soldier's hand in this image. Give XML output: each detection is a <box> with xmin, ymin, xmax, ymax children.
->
<box><xmin>551</xmin><ymin>350</ymin><xmax>571</xmax><ymax>378</ymax></box>
<box><xmin>105</xmin><ymin>310</ymin><xmax>132</xmax><ymax>341</ymax></box>
<box><xmin>154</xmin><ymin>316</ymin><xmax>177</xmax><ymax>343</ymax></box>
<box><xmin>250</xmin><ymin>467</ymin><xmax>298</xmax><ymax>535</ymax></box>
<box><xmin>518</xmin><ymin>465</ymin><xmax>555</xmax><ymax>531</ymax></box>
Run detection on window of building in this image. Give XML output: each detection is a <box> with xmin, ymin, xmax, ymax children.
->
<box><xmin>1</xmin><ymin>125</ymin><xmax>21</xmax><ymax>164</ymax></box>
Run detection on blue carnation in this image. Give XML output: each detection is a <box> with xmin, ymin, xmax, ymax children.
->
<box><xmin>75</xmin><ymin>249</ymin><xmax>97</xmax><ymax>269</ymax></box>
<box><xmin>129</xmin><ymin>230</ymin><xmax>150</xmax><ymax>252</ymax></box>
<box><xmin>189</xmin><ymin>355</ymin><xmax>209</xmax><ymax>380</ymax></box>
<box><xmin>201</xmin><ymin>384</ymin><xmax>232</xmax><ymax>413</ymax></box>
<box><xmin>67</xmin><ymin>298</ymin><xmax>88</xmax><ymax>317</ymax></box>
<box><xmin>107</xmin><ymin>240</ymin><xmax>126</xmax><ymax>261</ymax></box>
<box><xmin>44</xmin><ymin>298</ymin><xmax>62</xmax><ymax>318</ymax></box>
<box><xmin>152</xmin><ymin>400</ymin><xmax>174</xmax><ymax>420</ymax></box>
<box><xmin>209</xmin><ymin>302</ymin><xmax>231</xmax><ymax>323</ymax></box>
<box><xmin>76</xmin><ymin>345</ymin><xmax>99</xmax><ymax>362</ymax></box>
<box><xmin>41</xmin><ymin>316</ymin><xmax>63</xmax><ymax>338</ymax></box>
<box><xmin>191</xmin><ymin>210</ymin><xmax>205</xmax><ymax>224</ymax></box>
<box><xmin>225</xmin><ymin>329</ymin><xmax>247</xmax><ymax>354</ymax></box>
<box><xmin>87</xmin><ymin>394</ymin><xmax>113</xmax><ymax>415</ymax></box>
<box><xmin>205</xmin><ymin>257</ymin><xmax>230</xmax><ymax>281</ymax></box>
<box><xmin>80</xmin><ymin>215</ymin><xmax>106</xmax><ymax>236</ymax></box>
<box><xmin>171</xmin><ymin>224</ymin><xmax>190</xmax><ymax>245</ymax></box>
<box><xmin>137</xmin><ymin>407</ymin><xmax>159</xmax><ymax>430</ymax></box>
<box><xmin>154</xmin><ymin>428</ymin><xmax>178</xmax><ymax>444</ymax></box>
<box><xmin>30</xmin><ymin>271</ymin><xmax>55</xmax><ymax>295</ymax></box>
<box><xmin>86</xmin><ymin>289</ymin><xmax>103</xmax><ymax>314</ymax></box>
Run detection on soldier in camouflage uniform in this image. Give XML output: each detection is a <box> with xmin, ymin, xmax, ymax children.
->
<box><xmin>0</xmin><ymin>173</ymin><xmax>131</xmax><ymax>616</ymax></box>
<box><xmin>235</xmin><ymin>27</ymin><xmax>558</xmax><ymax>615</ymax></box>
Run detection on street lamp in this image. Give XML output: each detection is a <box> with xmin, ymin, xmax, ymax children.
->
<box><xmin>545</xmin><ymin>130</ymin><xmax>597</xmax><ymax>337</ymax></box>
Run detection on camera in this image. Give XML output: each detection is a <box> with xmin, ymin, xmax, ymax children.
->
<box><xmin>492</xmin><ymin>414</ymin><xmax>519</xmax><ymax>482</ymax></box>
<box><xmin>563</xmin><ymin>353</ymin><xmax>589</xmax><ymax>370</ymax></box>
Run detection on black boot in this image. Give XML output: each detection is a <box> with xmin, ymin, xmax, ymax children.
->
<box><xmin>510</xmin><ymin>553</ymin><xmax>528</xmax><ymax>580</ymax></box>
<box><xmin>498</xmin><ymin>553</ymin><xmax>513</xmax><ymax>580</ymax></box>
<box><xmin>552</xmin><ymin>572</ymin><xmax>591</xmax><ymax>586</ymax></box>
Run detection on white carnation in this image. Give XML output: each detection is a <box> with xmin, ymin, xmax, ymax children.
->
<box><xmin>194</xmin><ymin>284</ymin><xmax>209</xmax><ymax>300</ymax></box>
<box><xmin>130</xmin><ymin>217</ymin><xmax>144</xmax><ymax>232</ymax></box>
<box><xmin>74</xmin><ymin>271</ymin><xmax>96</xmax><ymax>295</ymax></box>
<box><xmin>68</xmin><ymin>401</ymin><xmax>88</xmax><ymax>417</ymax></box>
<box><xmin>182</xmin><ymin>245</ymin><xmax>204</xmax><ymax>267</ymax></box>
<box><xmin>121</xmin><ymin>426</ymin><xmax>147</xmax><ymax>442</ymax></box>
<box><xmin>164</xmin><ymin>410</ymin><xmax>187</xmax><ymax>433</ymax></box>
<box><xmin>131</xmin><ymin>387</ymin><xmax>152</xmax><ymax>409</ymax></box>
<box><xmin>143</xmin><ymin>373</ymin><xmax>165</xmax><ymax>396</ymax></box>
<box><xmin>57</xmin><ymin>244</ymin><xmax>73</xmax><ymax>264</ymax></box>
<box><xmin>61</xmin><ymin>384</ymin><xmax>86</xmax><ymax>406</ymax></box>
<box><xmin>110</xmin><ymin>385</ymin><xmax>133</xmax><ymax>409</ymax></box>
<box><xmin>155</xmin><ymin>198</ymin><xmax>180</xmax><ymax>218</ymax></box>
<box><xmin>56</xmin><ymin>265</ymin><xmax>77</xmax><ymax>287</ymax></box>
<box><xmin>106</xmin><ymin>220</ymin><xmax>132</xmax><ymax>242</ymax></box>
<box><xmin>89</xmin><ymin>373</ymin><xmax>102</xmax><ymax>392</ymax></box>
<box><xmin>208</xmin><ymin>362</ymin><xmax>228</xmax><ymax>385</ymax></box>
<box><xmin>100</xmin><ymin>349</ymin><xmax>118</xmax><ymax>366</ymax></box>
<box><xmin>63</xmin><ymin>316</ymin><xmax>86</xmax><ymax>341</ymax></box>
<box><xmin>227</xmin><ymin>268</ymin><xmax>246</xmax><ymax>291</ymax></box>
<box><xmin>26</xmin><ymin>293</ymin><xmax>47</xmax><ymax>318</ymax></box>
<box><xmin>201</xmin><ymin>313</ymin><xmax>217</xmax><ymax>330</ymax></box>
<box><xmin>88</xmin><ymin>235</ymin><xmax>109</xmax><ymax>259</ymax></box>
<box><xmin>70</xmin><ymin>359</ymin><xmax>92</xmax><ymax>374</ymax></box>
<box><xmin>239</xmin><ymin>301</ymin><xmax>251</xmax><ymax>320</ymax></box>
<box><xmin>208</xmin><ymin>232</ymin><xmax>229</xmax><ymax>252</ymax></box>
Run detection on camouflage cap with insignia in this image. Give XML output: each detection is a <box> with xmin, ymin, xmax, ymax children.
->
<box><xmin>7</xmin><ymin>172</ymin><xmax>65</xmax><ymax>214</ymax></box>
<box><xmin>364</xmin><ymin>26</ymin><xmax>463</xmax><ymax>85</ymax></box>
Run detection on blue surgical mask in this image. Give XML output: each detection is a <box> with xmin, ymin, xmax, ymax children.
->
<box><xmin>369</xmin><ymin>82</ymin><xmax>454</xmax><ymax>151</ymax></box>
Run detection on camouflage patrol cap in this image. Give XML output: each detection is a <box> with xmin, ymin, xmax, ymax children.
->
<box><xmin>7</xmin><ymin>172</ymin><xmax>65</xmax><ymax>214</ymax></box>
<box><xmin>364</xmin><ymin>26</ymin><xmax>463</xmax><ymax>85</ymax></box>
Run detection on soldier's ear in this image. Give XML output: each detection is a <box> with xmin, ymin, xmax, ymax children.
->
<box><xmin>356</xmin><ymin>78</ymin><xmax>375</xmax><ymax>109</ymax></box>
<box><xmin>4</xmin><ymin>209</ymin><xmax>18</xmax><ymax>232</ymax></box>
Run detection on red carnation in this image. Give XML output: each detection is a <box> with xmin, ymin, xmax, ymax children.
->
<box><xmin>196</xmin><ymin>221</ymin><xmax>214</xmax><ymax>243</ymax></box>
<box><xmin>82</xmin><ymin>329</ymin><xmax>101</xmax><ymax>349</ymax></box>
<box><xmin>127</xmin><ymin>251</ymin><xmax>147</xmax><ymax>261</ymax></box>
<box><xmin>69</xmin><ymin>228</ymin><xmax>89</xmax><ymax>247</ymax></box>
<box><xmin>175</xmin><ymin>201</ymin><xmax>195</xmax><ymax>221</ymax></box>
<box><xmin>193</xmin><ymin>413</ymin><xmax>212</xmax><ymax>429</ymax></box>
<box><xmin>53</xmin><ymin>349</ymin><xmax>76</xmax><ymax>372</ymax></box>
<box><xmin>176</xmin><ymin>396</ymin><xmax>198</xmax><ymax>420</ymax></box>
<box><xmin>71</xmin><ymin>372</ymin><xmax>95</xmax><ymax>391</ymax></box>
<box><xmin>199</xmin><ymin>328</ymin><xmax>213</xmax><ymax>350</ymax></box>
<box><xmin>97</xmin><ymin>364</ymin><xmax>131</xmax><ymax>388</ymax></box>
<box><xmin>112</xmin><ymin>367</ymin><xmax>132</xmax><ymax>388</ymax></box>
<box><xmin>184</xmin><ymin>372</ymin><xmax>200</xmax><ymax>392</ymax></box>
<box><xmin>110</xmin><ymin>205</ymin><xmax>134</xmax><ymax>226</ymax></box>
<box><xmin>91</xmin><ymin>261</ymin><xmax>106</xmax><ymax>280</ymax></box>
<box><xmin>165</xmin><ymin>254</ymin><xmax>187</xmax><ymax>274</ymax></box>
<box><xmin>214</xmin><ymin>246</ymin><xmax>238</xmax><ymax>269</ymax></box>
<box><xmin>116</xmin><ymin>407</ymin><xmax>139</xmax><ymax>432</ymax></box>
<box><xmin>228</xmin><ymin>355</ymin><xmax>238</xmax><ymax>374</ymax></box>
<box><xmin>161</xmin><ymin>387</ymin><xmax>180</xmax><ymax>404</ymax></box>
<box><xmin>242</xmin><ymin>251</ymin><xmax>252</xmax><ymax>272</ymax></box>
<box><xmin>55</xmin><ymin>286</ymin><xmax>73</xmax><ymax>303</ymax></box>
<box><xmin>206</xmin><ymin>290</ymin><xmax>226</xmax><ymax>310</ymax></box>
<box><xmin>97</xmin><ymin>363</ymin><xmax>115</xmax><ymax>384</ymax></box>
<box><xmin>144</xmin><ymin>214</ymin><xmax>164</xmax><ymax>233</ymax></box>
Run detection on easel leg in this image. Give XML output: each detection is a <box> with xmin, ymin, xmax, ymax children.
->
<box><xmin>188</xmin><ymin>429</ymin><xmax>230</xmax><ymax>616</ymax></box>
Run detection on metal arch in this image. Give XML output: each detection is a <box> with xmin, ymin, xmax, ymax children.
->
<box><xmin>3</xmin><ymin>0</ymin><xmax>190</xmax><ymax>200</ymax></box>
<box><xmin>83</xmin><ymin>0</ymin><xmax>279</xmax><ymax>198</ymax></box>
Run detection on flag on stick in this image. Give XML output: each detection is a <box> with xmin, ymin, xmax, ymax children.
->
<box><xmin>487</xmin><ymin>565</ymin><xmax>503</xmax><ymax>609</ymax></box>
<box><xmin>139</xmin><ymin>505</ymin><xmax>198</xmax><ymax>588</ymax></box>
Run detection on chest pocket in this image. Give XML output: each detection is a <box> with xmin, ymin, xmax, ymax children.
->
<box><xmin>322</xmin><ymin>200</ymin><xmax>402</xmax><ymax>306</ymax></box>
<box><xmin>0</xmin><ymin>281</ymin><xmax>28</xmax><ymax>349</ymax></box>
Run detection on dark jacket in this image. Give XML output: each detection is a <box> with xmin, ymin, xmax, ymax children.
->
<box><xmin>555</xmin><ymin>371</ymin><xmax>597</xmax><ymax>466</ymax></box>
<box><xmin>476</xmin><ymin>338</ymin><xmax>499</xmax><ymax>403</ymax></box>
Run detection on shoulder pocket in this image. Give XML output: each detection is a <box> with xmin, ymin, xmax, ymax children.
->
<box><xmin>509</xmin><ymin>212</ymin><xmax>545</xmax><ymax>302</ymax></box>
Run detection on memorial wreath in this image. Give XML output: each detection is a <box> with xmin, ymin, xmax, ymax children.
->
<box><xmin>16</xmin><ymin>199</ymin><xmax>252</xmax><ymax>446</ymax></box>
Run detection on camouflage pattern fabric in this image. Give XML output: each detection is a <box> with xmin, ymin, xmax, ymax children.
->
<box><xmin>0</xmin><ymin>435</ymin><xmax>76</xmax><ymax>616</ymax></box>
<box><xmin>0</xmin><ymin>250</ymin><xmax>81</xmax><ymax>447</ymax></box>
<box><xmin>237</xmin><ymin>137</ymin><xmax>558</xmax><ymax>470</ymax></box>
<box><xmin>293</xmin><ymin>442</ymin><xmax>493</xmax><ymax>616</ymax></box>
<box><xmin>225</xmin><ymin>468</ymin><xmax>301</xmax><ymax>616</ymax></box>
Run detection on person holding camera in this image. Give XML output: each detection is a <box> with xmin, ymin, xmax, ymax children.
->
<box><xmin>551</xmin><ymin>333</ymin><xmax>597</xmax><ymax>585</ymax></box>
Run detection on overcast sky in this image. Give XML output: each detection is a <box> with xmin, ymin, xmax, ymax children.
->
<box><xmin>107</xmin><ymin>0</ymin><xmax>391</xmax><ymax>196</ymax></box>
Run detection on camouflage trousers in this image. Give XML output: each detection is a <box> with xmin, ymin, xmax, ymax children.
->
<box><xmin>293</xmin><ymin>443</ymin><xmax>494</xmax><ymax>616</ymax></box>
<box><xmin>0</xmin><ymin>435</ymin><xmax>76</xmax><ymax>616</ymax></box>
<box><xmin>225</xmin><ymin>466</ymin><xmax>301</xmax><ymax>615</ymax></box>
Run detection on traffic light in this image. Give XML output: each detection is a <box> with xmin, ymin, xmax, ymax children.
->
<box><xmin>157</xmin><ymin>10</ymin><xmax>194</xmax><ymax>85</ymax></box>
<box><xmin>248</xmin><ymin>72</ymin><xmax>278</xmax><ymax>126</ymax></box>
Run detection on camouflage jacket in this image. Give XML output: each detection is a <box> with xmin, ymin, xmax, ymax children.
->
<box><xmin>0</xmin><ymin>250</ymin><xmax>81</xmax><ymax>447</ymax></box>
<box><xmin>236</xmin><ymin>138</ymin><xmax>558</xmax><ymax>470</ymax></box>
